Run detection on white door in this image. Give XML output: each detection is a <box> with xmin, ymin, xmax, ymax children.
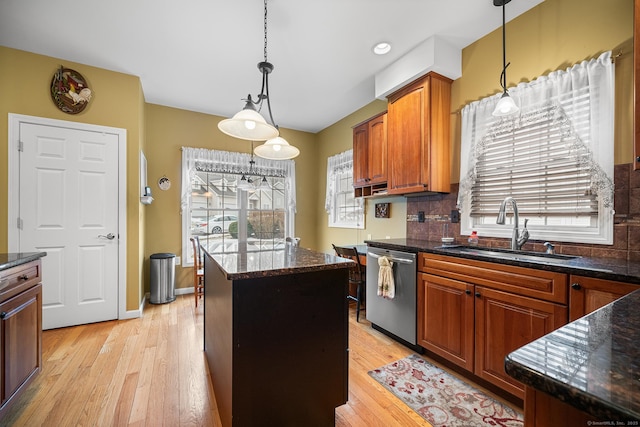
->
<box><xmin>17</xmin><ymin>122</ymin><xmax>120</xmax><ymax>329</ymax></box>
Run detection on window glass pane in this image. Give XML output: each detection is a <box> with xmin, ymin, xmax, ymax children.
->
<box><xmin>187</xmin><ymin>170</ymin><xmax>288</xmax><ymax>260</ymax></box>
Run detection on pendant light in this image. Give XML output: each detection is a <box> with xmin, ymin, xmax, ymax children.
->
<box><xmin>492</xmin><ymin>0</ymin><xmax>520</xmax><ymax>117</ymax></box>
<box><xmin>217</xmin><ymin>0</ymin><xmax>299</xmax><ymax>160</ymax></box>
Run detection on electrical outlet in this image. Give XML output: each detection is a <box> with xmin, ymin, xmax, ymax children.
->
<box><xmin>418</xmin><ymin>211</ymin><xmax>425</xmax><ymax>223</ymax></box>
<box><xmin>450</xmin><ymin>210</ymin><xmax>460</xmax><ymax>223</ymax></box>
<box><xmin>367</xmin><ymin>234</ymin><xmax>372</xmax><ymax>240</ymax></box>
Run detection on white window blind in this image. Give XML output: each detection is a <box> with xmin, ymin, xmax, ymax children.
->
<box><xmin>458</xmin><ymin>51</ymin><xmax>614</xmax><ymax>245</ymax></box>
<box><xmin>471</xmin><ymin>104</ymin><xmax>599</xmax><ymax>218</ymax></box>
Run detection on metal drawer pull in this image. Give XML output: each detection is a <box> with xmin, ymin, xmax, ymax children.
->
<box><xmin>0</xmin><ymin>312</ymin><xmax>6</xmax><ymax>320</ymax></box>
<box><xmin>368</xmin><ymin>252</ymin><xmax>414</xmax><ymax>264</ymax></box>
<box><xmin>19</xmin><ymin>274</ymin><xmax>28</xmax><ymax>281</ymax></box>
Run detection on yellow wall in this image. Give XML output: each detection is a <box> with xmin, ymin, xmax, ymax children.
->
<box><xmin>315</xmin><ymin>100</ymin><xmax>407</xmax><ymax>253</ymax></box>
<box><xmin>0</xmin><ymin>0</ymin><xmax>635</xmax><ymax>302</ymax></box>
<box><xmin>144</xmin><ymin>104</ymin><xmax>318</xmax><ymax>291</ymax></box>
<box><xmin>0</xmin><ymin>46</ymin><xmax>145</xmax><ymax>311</ymax></box>
<box><xmin>315</xmin><ymin>0</ymin><xmax>634</xmax><ymax>251</ymax></box>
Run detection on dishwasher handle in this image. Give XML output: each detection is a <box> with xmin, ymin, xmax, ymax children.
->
<box><xmin>368</xmin><ymin>252</ymin><xmax>414</xmax><ymax>265</ymax></box>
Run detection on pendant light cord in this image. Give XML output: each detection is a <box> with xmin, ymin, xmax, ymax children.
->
<box><xmin>499</xmin><ymin>1</ymin><xmax>510</xmax><ymax>93</ymax></box>
<box><xmin>264</xmin><ymin>0</ymin><xmax>268</xmax><ymax>62</ymax></box>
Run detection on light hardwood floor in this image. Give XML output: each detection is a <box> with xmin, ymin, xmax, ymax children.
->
<box><xmin>1</xmin><ymin>295</ymin><xmax>519</xmax><ymax>426</ymax></box>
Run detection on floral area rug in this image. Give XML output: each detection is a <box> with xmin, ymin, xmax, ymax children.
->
<box><xmin>368</xmin><ymin>354</ymin><xmax>524</xmax><ymax>427</ymax></box>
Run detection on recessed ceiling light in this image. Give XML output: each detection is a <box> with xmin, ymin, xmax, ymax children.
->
<box><xmin>373</xmin><ymin>42</ymin><xmax>391</xmax><ymax>55</ymax></box>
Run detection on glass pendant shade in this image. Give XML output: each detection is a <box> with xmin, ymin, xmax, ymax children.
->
<box><xmin>492</xmin><ymin>91</ymin><xmax>520</xmax><ymax>116</ymax></box>
<box><xmin>218</xmin><ymin>108</ymin><xmax>279</xmax><ymax>141</ymax></box>
<box><xmin>254</xmin><ymin>136</ymin><xmax>300</xmax><ymax>160</ymax></box>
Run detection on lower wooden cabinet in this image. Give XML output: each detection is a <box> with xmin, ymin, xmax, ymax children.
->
<box><xmin>569</xmin><ymin>275</ymin><xmax>638</xmax><ymax>321</ymax></box>
<box><xmin>0</xmin><ymin>258</ymin><xmax>43</xmax><ymax>418</ymax></box>
<box><xmin>418</xmin><ymin>253</ymin><xmax>568</xmax><ymax>399</ymax></box>
<box><xmin>418</xmin><ymin>273</ymin><xmax>474</xmax><ymax>371</ymax></box>
<box><xmin>474</xmin><ymin>286</ymin><xmax>566</xmax><ymax>397</ymax></box>
<box><xmin>1</xmin><ymin>284</ymin><xmax>42</xmax><ymax>407</ymax></box>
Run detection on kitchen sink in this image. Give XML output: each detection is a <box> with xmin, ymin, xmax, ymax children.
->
<box><xmin>435</xmin><ymin>245</ymin><xmax>580</xmax><ymax>264</ymax></box>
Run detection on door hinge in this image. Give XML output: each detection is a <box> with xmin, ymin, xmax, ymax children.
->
<box><xmin>17</xmin><ymin>140</ymin><xmax>23</xmax><ymax>152</ymax></box>
<box><xmin>17</xmin><ymin>217</ymin><xmax>23</xmax><ymax>230</ymax></box>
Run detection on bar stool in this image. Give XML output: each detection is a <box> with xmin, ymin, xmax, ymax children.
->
<box><xmin>332</xmin><ymin>244</ymin><xmax>365</xmax><ymax>322</ymax></box>
<box><xmin>190</xmin><ymin>236</ymin><xmax>204</xmax><ymax>307</ymax></box>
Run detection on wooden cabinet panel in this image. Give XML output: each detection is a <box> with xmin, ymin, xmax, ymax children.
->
<box><xmin>635</xmin><ymin>0</ymin><xmax>640</xmax><ymax>169</ymax></box>
<box><xmin>475</xmin><ymin>286</ymin><xmax>567</xmax><ymax>399</ymax></box>
<box><xmin>1</xmin><ymin>283</ymin><xmax>42</xmax><ymax>406</ymax></box>
<box><xmin>569</xmin><ymin>275</ymin><xmax>638</xmax><ymax>321</ymax></box>
<box><xmin>367</xmin><ymin>113</ymin><xmax>387</xmax><ymax>184</ymax></box>
<box><xmin>524</xmin><ymin>386</ymin><xmax>598</xmax><ymax>427</ymax></box>
<box><xmin>0</xmin><ymin>259</ymin><xmax>43</xmax><ymax>419</ymax></box>
<box><xmin>352</xmin><ymin>112</ymin><xmax>388</xmax><ymax>197</ymax></box>
<box><xmin>353</xmin><ymin>122</ymin><xmax>369</xmax><ymax>187</ymax></box>
<box><xmin>387</xmin><ymin>72</ymin><xmax>451</xmax><ymax>195</ymax></box>
<box><xmin>419</xmin><ymin>253</ymin><xmax>568</xmax><ymax>304</ymax></box>
<box><xmin>388</xmin><ymin>82</ymin><xmax>424</xmax><ymax>192</ymax></box>
<box><xmin>418</xmin><ymin>273</ymin><xmax>474</xmax><ymax>371</ymax></box>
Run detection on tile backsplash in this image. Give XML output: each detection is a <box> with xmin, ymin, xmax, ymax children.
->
<box><xmin>406</xmin><ymin>163</ymin><xmax>640</xmax><ymax>261</ymax></box>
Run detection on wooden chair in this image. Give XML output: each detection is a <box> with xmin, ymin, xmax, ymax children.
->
<box><xmin>332</xmin><ymin>244</ymin><xmax>365</xmax><ymax>322</ymax></box>
<box><xmin>190</xmin><ymin>236</ymin><xmax>204</xmax><ymax>307</ymax></box>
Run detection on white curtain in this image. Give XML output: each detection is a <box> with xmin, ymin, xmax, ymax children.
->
<box><xmin>181</xmin><ymin>146</ymin><xmax>297</xmax><ymax>230</ymax></box>
<box><xmin>458</xmin><ymin>51</ymin><xmax>615</xmax><ymax>211</ymax></box>
<box><xmin>324</xmin><ymin>149</ymin><xmax>364</xmax><ymax>212</ymax></box>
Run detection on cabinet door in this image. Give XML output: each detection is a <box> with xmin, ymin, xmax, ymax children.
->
<box><xmin>569</xmin><ymin>275</ymin><xmax>638</xmax><ymax>321</ymax></box>
<box><xmin>352</xmin><ymin>122</ymin><xmax>369</xmax><ymax>187</ymax></box>
<box><xmin>367</xmin><ymin>113</ymin><xmax>387</xmax><ymax>185</ymax></box>
<box><xmin>474</xmin><ymin>286</ymin><xmax>567</xmax><ymax>399</ymax></box>
<box><xmin>1</xmin><ymin>284</ymin><xmax>42</xmax><ymax>406</ymax></box>
<box><xmin>418</xmin><ymin>273</ymin><xmax>474</xmax><ymax>371</ymax></box>
<box><xmin>387</xmin><ymin>77</ymin><xmax>426</xmax><ymax>194</ymax></box>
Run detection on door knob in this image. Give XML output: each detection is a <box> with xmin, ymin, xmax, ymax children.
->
<box><xmin>98</xmin><ymin>233</ymin><xmax>116</xmax><ymax>240</ymax></box>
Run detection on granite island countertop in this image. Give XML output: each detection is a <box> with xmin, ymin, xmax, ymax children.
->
<box><xmin>505</xmin><ymin>289</ymin><xmax>640</xmax><ymax>422</ymax></box>
<box><xmin>204</xmin><ymin>245</ymin><xmax>353</xmax><ymax>280</ymax></box>
<box><xmin>0</xmin><ymin>252</ymin><xmax>47</xmax><ymax>271</ymax></box>
<box><xmin>364</xmin><ymin>238</ymin><xmax>640</xmax><ymax>284</ymax></box>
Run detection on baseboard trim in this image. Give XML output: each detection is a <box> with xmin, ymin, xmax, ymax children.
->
<box><xmin>121</xmin><ymin>288</ymin><xmax>194</xmax><ymax>320</ymax></box>
<box><xmin>120</xmin><ymin>297</ymin><xmax>145</xmax><ymax>320</ymax></box>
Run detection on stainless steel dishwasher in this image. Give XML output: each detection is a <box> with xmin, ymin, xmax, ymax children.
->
<box><xmin>366</xmin><ymin>247</ymin><xmax>420</xmax><ymax>351</ymax></box>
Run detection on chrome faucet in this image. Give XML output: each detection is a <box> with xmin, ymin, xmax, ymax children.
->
<box><xmin>496</xmin><ymin>197</ymin><xmax>529</xmax><ymax>251</ymax></box>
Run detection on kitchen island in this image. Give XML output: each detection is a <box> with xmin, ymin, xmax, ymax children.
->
<box><xmin>505</xmin><ymin>289</ymin><xmax>640</xmax><ymax>426</ymax></box>
<box><xmin>202</xmin><ymin>244</ymin><xmax>352</xmax><ymax>427</ymax></box>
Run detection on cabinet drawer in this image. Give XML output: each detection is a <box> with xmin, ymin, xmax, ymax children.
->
<box><xmin>0</xmin><ymin>260</ymin><xmax>42</xmax><ymax>303</ymax></box>
<box><xmin>419</xmin><ymin>253</ymin><xmax>567</xmax><ymax>304</ymax></box>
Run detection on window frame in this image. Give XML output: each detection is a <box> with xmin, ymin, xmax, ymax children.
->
<box><xmin>181</xmin><ymin>148</ymin><xmax>296</xmax><ymax>267</ymax></box>
<box><xmin>325</xmin><ymin>149</ymin><xmax>364</xmax><ymax>229</ymax></box>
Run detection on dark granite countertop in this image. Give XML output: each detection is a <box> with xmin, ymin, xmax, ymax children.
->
<box><xmin>365</xmin><ymin>238</ymin><xmax>640</xmax><ymax>284</ymax></box>
<box><xmin>0</xmin><ymin>252</ymin><xmax>47</xmax><ymax>272</ymax></box>
<box><xmin>505</xmin><ymin>289</ymin><xmax>640</xmax><ymax>421</ymax></box>
<box><xmin>204</xmin><ymin>245</ymin><xmax>352</xmax><ymax>280</ymax></box>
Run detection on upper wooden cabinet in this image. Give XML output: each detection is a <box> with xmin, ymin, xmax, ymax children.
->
<box><xmin>352</xmin><ymin>112</ymin><xmax>388</xmax><ymax>197</ymax></box>
<box><xmin>387</xmin><ymin>72</ymin><xmax>452</xmax><ymax>194</ymax></box>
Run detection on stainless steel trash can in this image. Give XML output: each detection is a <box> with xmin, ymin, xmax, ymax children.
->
<box><xmin>150</xmin><ymin>253</ymin><xmax>176</xmax><ymax>304</ymax></box>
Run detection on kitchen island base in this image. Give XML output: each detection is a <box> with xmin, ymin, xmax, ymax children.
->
<box><xmin>204</xmin><ymin>250</ymin><xmax>349</xmax><ymax>426</ymax></box>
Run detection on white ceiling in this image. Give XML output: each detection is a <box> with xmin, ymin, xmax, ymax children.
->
<box><xmin>0</xmin><ymin>0</ymin><xmax>543</xmax><ymax>133</ymax></box>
